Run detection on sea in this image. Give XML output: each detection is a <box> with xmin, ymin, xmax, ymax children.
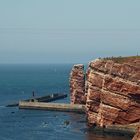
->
<box><xmin>0</xmin><ymin>64</ymin><xmax>132</xmax><ymax>140</ymax></box>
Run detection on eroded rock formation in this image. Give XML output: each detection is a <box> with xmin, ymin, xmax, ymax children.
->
<box><xmin>69</xmin><ymin>64</ymin><xmax>86</xmax><ymax>104</ymax></box>
<box><xmin>70</xmin><ymin>57</ymin><xmax>140</xmax><ymax>127</ymax></box>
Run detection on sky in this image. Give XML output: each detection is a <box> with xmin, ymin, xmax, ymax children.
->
<box><xmin>0</xmin><ymin>0</ymin><xmax>140</xmax><ymax>64</ymax></box>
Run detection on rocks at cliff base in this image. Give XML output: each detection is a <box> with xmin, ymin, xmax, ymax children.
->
<box><xmin>69</xmin><ymin>64</ymin><xmax>86</xmax><ymax>104</ymax></box>
<box><xmin>132</xmin><ymin>126</ymin><xmax>140</xmax><ymax>140</ymax></box>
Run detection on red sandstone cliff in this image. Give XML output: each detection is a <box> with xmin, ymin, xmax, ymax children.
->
<box><xmin>69</xmin><ymin>64</ymin><xmax>86</xmax><ymax>104</ymax></box>
<box><xmin>70</xmin><ymin>56</ymin><xmax>140</xmax><ymax>128</ymax></box>
<box><xmin>86</xmin><ymin>57</ymin><xmax>140</xmax><ymax>127</ymax></box>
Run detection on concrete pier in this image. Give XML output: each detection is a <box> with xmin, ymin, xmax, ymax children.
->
<box><xmin>19</xmin><ymin>101</ymin><xmax>86</xmax><ymax>113</ymax></box>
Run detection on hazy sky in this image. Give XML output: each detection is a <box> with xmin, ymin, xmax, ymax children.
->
<box><xmin>0</xmin><ymin>0</ymin><xmax>140</xmax><ymax>64</ymax></box>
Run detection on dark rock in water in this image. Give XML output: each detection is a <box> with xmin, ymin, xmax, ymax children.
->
<box><xmin>42</xmin><ymin>122</ymin><xmax>48</xmax><ymax>127</ymax></box>
<box><xmin>11</xmin><ymin>111</ymin><xmax>15</xmax><ymax>114</ymax></box>
<box><xmin>64</xmin><ymin>120</ymin><xmax>70</xmax><ymax>126</ymax></box>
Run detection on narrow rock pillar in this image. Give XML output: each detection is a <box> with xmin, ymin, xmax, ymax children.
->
<box><xmin>69</xmin><ymin>64</ymin><xmax>86</xmax><ymax>104</ymax></box>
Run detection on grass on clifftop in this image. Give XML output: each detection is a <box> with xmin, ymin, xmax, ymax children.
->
<box><xmin>102</xmin><ymin>56</ymin><xmax>140</xmax><ymax>64</ymax></box>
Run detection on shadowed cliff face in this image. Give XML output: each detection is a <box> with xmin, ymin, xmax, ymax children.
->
<box><xmin>70</xmin><ymin>57</ymin><xmax>140</xmax><ymax>127</ymax></box>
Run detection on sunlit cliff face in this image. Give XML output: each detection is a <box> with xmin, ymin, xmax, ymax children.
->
<box><xmin>70</xmin><ymin>57</ymin><xmax>140</xmax><ymax>127</ymax></box>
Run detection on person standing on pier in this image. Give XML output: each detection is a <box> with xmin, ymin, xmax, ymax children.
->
<box><xmin>32</xmin><ymin>91</ymin><xmax>35</xmax><ymax>98</ymax></box>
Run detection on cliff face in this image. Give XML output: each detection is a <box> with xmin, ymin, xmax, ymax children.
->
<box><xmin>86</xmin><ymin>58</ymin><xmax>140</xmax><ymax>127</ymax></box>
<box><xmin>70</xmin><ymin>57</ymin><xmax>140</xmax><ymax>127</ymax></box>
<box><xmin>69</xmin><ymin>64</ymin><xmax>86</xmax><ymax>104</ymax></box>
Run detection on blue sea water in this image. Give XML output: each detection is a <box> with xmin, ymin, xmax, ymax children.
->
<box><xmin>0</xmin><ymin>64</ymin><xmax>132</xmax><ymax>140</ymax></box>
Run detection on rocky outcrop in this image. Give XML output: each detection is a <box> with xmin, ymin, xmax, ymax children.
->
<box><xmin>132</xmin><ymin>126</ymin><xmax>140</xmax><ymax>140</ymax></box>
<box><xmin>86</xmin><ymin>58</ymin><xmax>140</xmax><ymax>127</ymax></box>
<box><xmin>69</xmin><ymin>64</ymin><xmax>86</xmax><ymax>104</ymax></box>
<box><xmin>70</xmin><ymin>56</ymin><xmax>140</xmax><ymax>127</ymax></box>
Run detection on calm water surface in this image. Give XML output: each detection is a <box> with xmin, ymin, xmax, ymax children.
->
<box><xmin>0</xmin><ymin>64</ymin><xmax>132</xmax><ymax>140</ymax></box>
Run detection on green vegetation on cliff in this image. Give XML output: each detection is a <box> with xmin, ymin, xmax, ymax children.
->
<box><xmin>103</xmin><ymin>56</ymin><xmax>140</xmax><ymax>64</ymax></box>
